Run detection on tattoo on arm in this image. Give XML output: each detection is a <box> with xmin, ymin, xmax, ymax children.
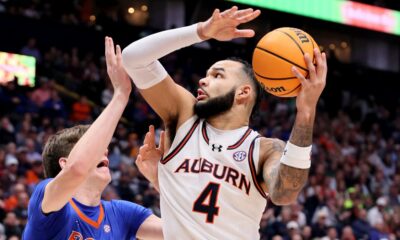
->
<box><xmin>265</xmin><ymin>160</ymin><xmax>309</xmax><ymax>205</ymax></box>
<box><xmin>289</xmin><ymin>123</ymin><xmax>313</xmax><ymax>147</ymax></box>
<box><xmin>263</xmin><ymin>139</ymin><xmax>309</xmax><ymax>205</ymax></box>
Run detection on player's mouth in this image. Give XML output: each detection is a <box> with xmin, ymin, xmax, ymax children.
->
<box><xmin>97</xmin><ymin>159</ymin><xmax>109</xmax><ymax>168</ymax></box>
<box><xmin>197</xmin><ymin>88</ymin><xmax>208</xmax><ymax>101</ymax></box>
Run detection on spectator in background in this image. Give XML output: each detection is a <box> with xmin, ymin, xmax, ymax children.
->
<box><xmin>2</xmin><ymin>155</ymin><xmax>19</xmax><ymax>190</ymax></box>
<box><xmin>4</xmin><ymin>212</ymin><xmax>22</xmax><ymax>238</ymax></box>
<box><xmin>70</xmin><ymin>95</ymin><xmax>92</xmax><ymax>122</ymax></box>
<box><xmin>301</xmin><ymin>226</ymin><xmax>312</xmax><ymax>240</ymax></box>
<box><xmin>286</xmin><ymin>221</ymin><xmax>300</xmax><ymax>240</ymax></box>
<box><xmin>312</xmin><ymin>209</ymin><xmax>329</xmax><ymax>238</ymax></box>
<box><xmin>3</xmin><ymin>183</ymin><xmax>25</xmax><ymax>213</ymax></box>
<box><xmin>367</xmin><ymin>197</ymin><xmax>387</xmax><ymax>227</ymax></box>
<box><xmin>20</xmin><ymin>38</ymin><xmax>41</xmax><ymax>62</ymax></box>
<box><xmin>322</xmin><ymin>226</ymin><xmax>338</xmax><ymax>240</ymax></box>
<box><xmin>30</xmin><ymin>78</ymin><xmax>53</xmax><ymax>108</ymax></box>
<box><xmin>351</xmin><ymin>208</ymin><xmax>371</xmax><ymax>239</ymax></box>
<box><xmin>340</xmin><ymin>226</ymin><xmax>355</xmax><ymax>240</ymax></box>
<box><xmin>24</xmin><ymin>138</ymin><xmax>41</xmax><ymax>164</ymax></box>
<box><xmin>0</xmin><ymin>117</ymin><xmax>15</xmax><ymax>145</ymax></box>
<box><xmin>42</xmin><ymin>90</ymin><xmax>66</xmax><ymax>119</ymax></box>
<box><xmin>13</xmin><ymin>191</ymin><xmax>29</xmax><ymax>226</ymax></box>
<box><xmin>25</xmin><ymin>158</ymin><xmax>44</xmax><ymax>187</ymax></box>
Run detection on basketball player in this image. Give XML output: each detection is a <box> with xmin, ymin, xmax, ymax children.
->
<box><xmin>22</xmin><ymin>37</ymin><xmax>163</xmax><ymax>240</ymax></box>
<box><xmin>123</xmin><ymin>6</ymin><xmax>327</xmax><ymax>240</ymax></box>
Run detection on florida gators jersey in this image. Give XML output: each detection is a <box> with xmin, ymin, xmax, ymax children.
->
<box><xmin>159</xmin><ymin>116</ymin><xmax>267</xmax><ymax>240</ymax></box>
<box><xmin>23</xmin><ymin>178</ymin><xmax>152</xmax><ymax>240</ymax></box>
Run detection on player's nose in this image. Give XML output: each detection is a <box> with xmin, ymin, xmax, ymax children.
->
<box><xmin>199</xmin><ymin>77</ymin><xmax>208</xmax><ymax>87</ymax></box>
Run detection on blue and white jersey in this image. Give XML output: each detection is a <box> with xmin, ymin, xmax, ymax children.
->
<box><xmin>23</xmin><ymin>178</ymin><xmax>152</xmax><ymax>240</ymax></box>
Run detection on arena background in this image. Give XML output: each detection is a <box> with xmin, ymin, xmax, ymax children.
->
<box><xmin>0</xmin><ymin>0</ymin><xmax>400</xmax><ymax>239</ymax></box>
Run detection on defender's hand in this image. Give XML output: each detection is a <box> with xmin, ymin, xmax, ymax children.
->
<box><xmin>198</xmin><ymin>6</ymin><xmax>261</xmax><ymax>41</ymax></box>
<box><xmin>292</xmin><ymin>48</ymin><xmax>327</xmax><ymax>114</ymax></box>
<box><xmin>136</xmin><ymin>125</ymin><xmax>165</xmax><ymax>184</ymax></box>
<box><xmin>105</xmin><ymin>37</ymin><xmax>132</xmax><ymax>97</ymax></box>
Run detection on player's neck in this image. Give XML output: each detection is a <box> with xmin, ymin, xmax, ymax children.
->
<box><xmin>206</xmin><ymin>107</ymin><xmax>249</xmax><ymax>130</ymax></box>
<box><xmin>73</xmin><ymin>184</ymin><xmax>102</xmax><ymax>206</ymax></box>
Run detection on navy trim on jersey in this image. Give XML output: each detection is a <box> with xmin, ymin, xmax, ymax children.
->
<box><xmin>201</xmin><ymin>121</ymin><xmax>209</xmax><ymax>145</ymax></box>
<box><xmin>201</xmin><ymin>121</ymin><xmax>252</xmax><ymax>150</ymax></box>
<box><xmin>161</xmin><ymin>119</ymin><xmax>200</xmax><ymax>164</ymax></box>
<box><xmin>227</xmin><ymin>128</ymin><xmax>252</xmax><ymax>150</ymax></box>
<box><xmin>248</xmin><ymin>136</ymin><xmax>268</xmax><ymax>199</ymax></box>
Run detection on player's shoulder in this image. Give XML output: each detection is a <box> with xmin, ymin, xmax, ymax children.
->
<box><xmin>258</xmin><ymin>137</ymin><xmax>286</xmax><ymax>159</ymax></box>
<box><xmin>103</xmin><ymin>199</ymin><xmax>146</xmax><ymax>212</ymax></box>
<box><xmin>32</xmin><ymin>178</ymin><xmax>53</xmax><ymax>193</ymax></box>
<box><xmin>103</xmin><ymin>199</ymin><xmax>152</xmax><ymax>221</ymax></box>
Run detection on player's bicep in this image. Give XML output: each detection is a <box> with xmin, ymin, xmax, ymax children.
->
<box><xmin>28</xmin><ymin>179</ymin><xmax>68</xmax><ymax>230</ymax></box>
<box><xmin>259</xmin><ymin>138</ymin><xmax>286</xmax><ymax>193</ymax></box>
<box><xmin>139</xmin><ymin>75</ymin><xmax>196</xmax><ymax>123</ymax></box>
<box><xmin>42</xmin><ymin>168</ymin><xmax>85</xmax><ymax>214</ymax></box>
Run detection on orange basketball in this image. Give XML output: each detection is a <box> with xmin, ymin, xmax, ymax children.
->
<box><xmin>252</xmin><ymin>27</ymin><xmax>319</xmax><ymax>97</ymax></box>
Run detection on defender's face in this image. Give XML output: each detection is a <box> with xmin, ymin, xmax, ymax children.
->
<box><xmin>85</xmin><ymin>150</ymin><xmax>111</xmax><ymax>189</ymax></box>
<box><xmin>197</xmin><ymin>60</ymin><xmax>243</xmax><ymax>103</ymax></box>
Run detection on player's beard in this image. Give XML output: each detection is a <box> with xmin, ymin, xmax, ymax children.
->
<box><xmin>194</xmin><ymin>88</ymin><xmax>235</xmax><ymax>119</ymax></box>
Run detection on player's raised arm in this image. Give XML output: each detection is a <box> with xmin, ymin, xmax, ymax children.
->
<box><xmin>261</xmin><ymin>48</ymin><xmax>327</xmax><ymax>205</ymax></box>
<box><xmin>121</xmin><ymin>6</ymin><xmax>260</xmax><ymax>126</ymax></box>
<box><xmin>41</xmin><ymin>37</ymin><xmax>132</xmax><ymax>213</ymax></box>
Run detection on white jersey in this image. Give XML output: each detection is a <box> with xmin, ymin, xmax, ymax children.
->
<box><xmin>158</xmin><ymin>116</ymin><xmax>267</xmax><ymax>240</ymax></box>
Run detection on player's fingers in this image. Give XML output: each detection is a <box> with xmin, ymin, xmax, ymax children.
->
<box><xmin>139</xmin><ymin>144</ymin><xmax>149</xmax><ymax>156</ymax></box>
<box><xmin>221</xmin><ymin>6</ymin><xmax>238</xmax><ymax>18</ymax></box>
<box><xmin>105</xmin><ymin>37</ymin><xmax>112</xmax><ymax>67</ymax></box>
<box><xmin>211</xmin><ymin>8</ymin><xmax>220</xmax><ymax>20</ymax></box>
<box><xmin>237</xmin><ymin>9</ymin><xmax>261</xmax><ymax>23</ymax></box>
<box><xmin>233</xmin><ymin>8</ymin><xmax>253</xmax><ymax>19</ymax></box>
<box><xmin>321</xmin><ymin>52</ymin><xmax>328</xmax><ymax>80</ymax></box>
<box><xmin>158</xmin><ymin>130</ymin><xmax>165</xmax><ymax>152</ymax></box>
<box><xmin>291</xmin><ymin>66</ymin><xmax>307</xmax><ymax>85</ymax></box>
<box><xmin>116</xmin><ymin>45</ymin><xmax>122</xmax><ymax>66</ymax></box>
<box><xmin>148</xmin><ymin>125</ymin><xmax>156</xmax><ymax>148</ymax></box>
<box><xmin>234</xmin><ymin>29</ymin><xmax>255</xmax><ymax>38</ymax></box>
<box><xmin>314</xmin><ymin>48</ymin><xmax>323</xmax><ymax>78</ymax></box>
<box><xmin>316</xmin><ymin>50</ymin><xmax>328</xmax><ymax>80</ymax></box>
<box><xmin>304</xmin><ymin>53</ymin><xmax>316</xmax><ymax>81</ymax></box>
<box><xmin>143</xmin><ymin>132</ymin><xmax>151</xmax><ymax>145</ymax></box>
<box><xmin>108</xmin><ymin>37</ymin><xmax>116</xmax><ymax>66</ymax></box>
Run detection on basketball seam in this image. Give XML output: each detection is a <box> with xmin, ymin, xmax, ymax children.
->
<box><xmin>254</xmin><ymin>72</ymin><xmax>298</xmax><ymax>81</ymax></box>
<box><xmin>255</xmin><ymin>46</ymin><xmax>309</xmax><ymax>72</ymax></box>
<box><xmin>275</xmin><ymin>29</ymin><xmax>305</xmax><ymax>56</ymax></box>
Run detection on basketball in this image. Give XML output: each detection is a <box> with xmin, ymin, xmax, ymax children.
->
<box><xmin>252</xmin><ymin>27</ymin><xmax>319</xmax><ymax>97</ymax></box>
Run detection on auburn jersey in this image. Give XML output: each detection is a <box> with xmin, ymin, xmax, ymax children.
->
<box><xmin>159</xmin><ymin>116</ymin><xmax>267</xmax><ymax>240</ymax></box>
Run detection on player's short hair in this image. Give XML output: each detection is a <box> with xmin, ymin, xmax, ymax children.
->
<box><xmin>42</xmin><ymin>125</ymin><xmax>89</xmax><ymax>178</ymax></box>
<box><xmin>226</xmin><ymin>57</ymin><xmax>263</xmax><ymax>117</ymax></box>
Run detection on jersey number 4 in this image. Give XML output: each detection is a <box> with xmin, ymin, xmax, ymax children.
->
<box><xmin>193</xmin><ymin>182</ymin><xmax>220</xmax><ymax>223</ymax></box>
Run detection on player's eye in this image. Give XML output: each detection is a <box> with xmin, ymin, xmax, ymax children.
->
<box><xmin>215</xmin><ymin>73</ymin><xmax>223</xmax><ymax>78</ymax></box>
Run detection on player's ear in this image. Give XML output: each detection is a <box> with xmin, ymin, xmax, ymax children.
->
<box><xmin>236</xmin><ymin>85</ymin><xmax>251</xmax><ymax>102</ymax></box>
<box><xmin>59</xmin><ymin>157</ymin><xmax>68</xmax><ymax>169</ymax></box>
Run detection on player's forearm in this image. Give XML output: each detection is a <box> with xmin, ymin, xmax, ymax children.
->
<box><xmin>266</xmin><ymin>162</ymin><xmax>309</xmax><ymax>205</ymax></box>
<box><xmin>289</xmin><ymin>110</ymin><xmax>315</xmax><ymax>146</ymax></box>
<box><xmin>268</xmin><ymin>110</ymin><xmax>314</xmax><ymax>205</ymax></box>
<box><xmin>67</xmin><ymin>93</ymin><xmax>129</xmax><ymax>173</ymax></box>
<box><xmin>121</xmin><ymin>24</ymin><xmax>203</xmax><ymax>89</ymax></box>
<box><xmin>122</xmin><ymin>24</ymin><xmax>202</xmax><ymax>69</ymax></box>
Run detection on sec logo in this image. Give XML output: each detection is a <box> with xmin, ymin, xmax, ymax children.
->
<box><xmin>233</xmin><ymin>151</ymin><xmax>246</xmax><ymax>162</ymax></box>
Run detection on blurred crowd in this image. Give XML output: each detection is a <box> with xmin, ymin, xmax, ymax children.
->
<box><xmin>1</xmin><ymin>1</ymin><xmax>400</xmax><ymax>240</ymax></box>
